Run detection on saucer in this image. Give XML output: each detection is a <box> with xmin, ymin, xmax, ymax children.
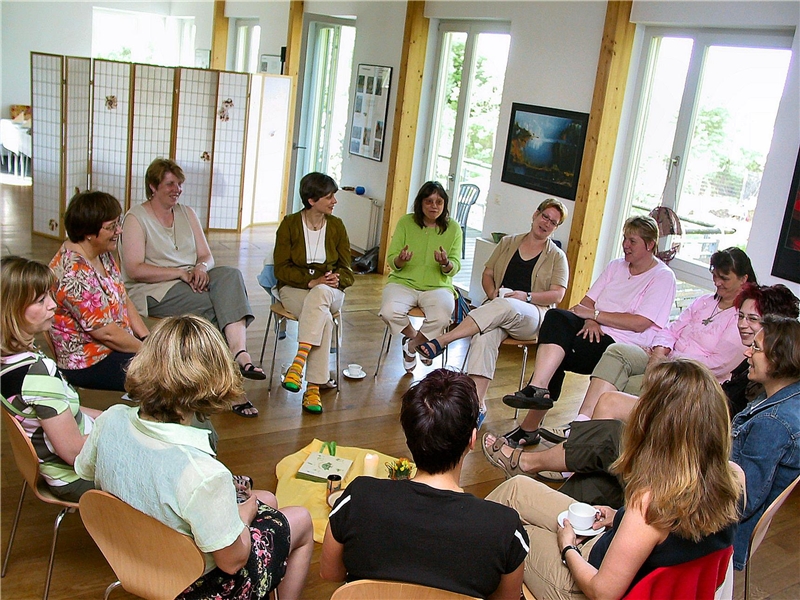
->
<box><xmin>557</xmin><ymin>510</ymin><xmax>605</xmax><ymax>537</ymax></box>
<box><xmin>327</xmin><ymin>489</ymin><xmax>344</xmax><ymax>507</ymax></box>
<box><xmin>343</xmin><ymin>369</ymin><xmax>366</xmax><ymax>379</ymax></box>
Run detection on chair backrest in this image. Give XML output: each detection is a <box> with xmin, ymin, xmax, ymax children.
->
<box><xmin>623</xmin><ymin>546</ymin><xmax>733</xmax><ymax>600</ymax></box>
<box><xmin>330</xmin><ymin>579</ymin><xmax>479</xmax><ymax>600</ymax></box>
<box><xmin>749</xmin><ymin>473</ymin><xmax>800</xmax><ymax>558</ymax></box>
<box><xmin>454</xmin><ymin>183</ymin><xmax>480</xmax><ymax>227</ymax></box>
<box><xmin>79</xmin><ymin>490</ymin><xmax>206</xmax><ymax>600</ymax></box>
<box><xmin>257</xmin><ymin>263</ymin><xmax>279</xmax><ymax>300</ymax></box>
<box><xmin>1</xmin><ymin>404</ymin><xmax>42</xmax><ymax>489</ymax></box>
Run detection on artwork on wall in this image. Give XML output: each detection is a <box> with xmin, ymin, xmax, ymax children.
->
<box><xmin>259</xmin><ymin>54</ymin><xmax>282</xmax><ymax>75</ymax></box>
<box><xmin>771</xmin><ymin>148</ymin><xmax>800</xmax><ymax>283</ymax></box>
<box><xmin>500</xmin><ymin>103</ymin><xmax>589</xmax><ymax>201</ymax></box>
<box><xmin>349</xmin><ymin>64</ymin><xmax>391</xmax><ymax>161</ymax></box>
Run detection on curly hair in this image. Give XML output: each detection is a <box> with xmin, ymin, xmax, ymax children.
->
<box><xmin>125</xmin><ymin>315</ymin><xmax>244</xmax><ymax>423</ymax></box>
<box><xmin>612</xmin><ymin>359</ymin><xmax>741</xmax><ymax>541</ymax></box>
<box><xmin>412</xmin><ymin>181</ymin><xmax>450</xmax><ymax>233</ymax></box>
<box><xmin>1</xmin><ymin>256</ymin><xmax>56</xmax><ymax>355</ymax></box>
<box><xmin>734</xmin><ymin>283</ymin><xmax>800</xmax><ymax>318</ymax></box>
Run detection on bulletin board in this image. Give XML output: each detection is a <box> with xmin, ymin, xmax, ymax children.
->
<box><xmin>348</xmin><ymin>64</ymin><xmax>391</xmax><ymax>162</ymax></box>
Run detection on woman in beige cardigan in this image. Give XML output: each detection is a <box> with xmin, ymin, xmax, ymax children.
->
<box><xmin>417</xmin><ymin>199</ymin><xmax>568</xmax><ymax>427</ymax></box>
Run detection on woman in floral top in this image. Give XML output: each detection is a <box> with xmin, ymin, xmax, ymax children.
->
<box><xmin>50</xmin><ymin>191</ymin><xmax>149</xmax><ymax>391</ymax></box>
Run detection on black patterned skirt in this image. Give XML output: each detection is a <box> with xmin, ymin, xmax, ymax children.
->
<box><xmin>178</xmin><ymin>502</ymin><xmax>291</xmax><ymax>600</ymax></box>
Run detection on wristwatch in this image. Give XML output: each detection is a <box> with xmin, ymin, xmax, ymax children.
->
<box><xmin>196</xmin><ymin>261</ymin><xmax>209</xmax><ymax>270</ymax></box>
<box><xmin>593</xmin><ymin>309</ymin><xmax>600</xmax><ymax>321</ymax></box>
<box><xmin>561</xmin><ymin>545</ymin><xmax>581</xmax><ymax>565</ymax></box>
<box><xmin>526</xmin><ymin>292</ymin><xmax>532</xmax><ymax>303</ymax></box>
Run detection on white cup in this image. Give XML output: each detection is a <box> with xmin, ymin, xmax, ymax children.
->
<box><xmin>348</xmin><ymin>363</ymin><xmax>364</xmax><ymax>376</ymax></box>
<box><xmin>567</xmin><ymin>502</ymin><xmax>597</xmax><ymax>530</ymax></box>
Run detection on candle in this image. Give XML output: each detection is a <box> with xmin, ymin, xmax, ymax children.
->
<box><xmin>363</xmin><ymin>453</ymin><xmax>379</xmax><ymax>477</ymax></box>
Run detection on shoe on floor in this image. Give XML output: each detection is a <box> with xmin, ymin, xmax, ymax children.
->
<box><xmin>302</xmin><ymin>388</ymin><xmax>322</xmax><ymax>414</ymax></box>
<box><xmin>502</xmin><ymin>426</ymin><xmax>541</xmax><ymax>448</ymax></box>
<box><xmin>502</xmin><ymin>385</ymin><xmax>553</xmax><ymax>410</ymax></box>
<box><xmin>539</xmin><ymin>424</ymin><xmax>571</xmax><ymax>444</ymax></box>
<box><xmin>402</xmin><ymin>337</ymin><xmax>416</xmax><ymax>372</ymax></box>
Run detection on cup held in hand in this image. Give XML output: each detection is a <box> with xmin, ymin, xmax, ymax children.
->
<box><xmin>567</xmin><ymin>502</ymin><xmax>597</xmax><ymax>530</ymax></box>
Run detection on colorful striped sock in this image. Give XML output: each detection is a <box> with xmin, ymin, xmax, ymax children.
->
<box><xmin>282</xmin><ymin>343</ymin><xmax>311</xmax><ymax>392</ymax></box>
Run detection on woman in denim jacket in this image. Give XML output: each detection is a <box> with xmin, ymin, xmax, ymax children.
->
<box><xmin>730</xmin><ymin>315</ymin><xmax>800</xmax><ymax>569</ymax></box>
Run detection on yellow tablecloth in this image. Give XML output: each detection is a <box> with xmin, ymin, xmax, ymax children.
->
<box><xmin>275</xmin><ymin>439</ymin><xmax>399</xmax><ymax>542</ymax></box>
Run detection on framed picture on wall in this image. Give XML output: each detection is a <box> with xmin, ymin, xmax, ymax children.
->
<box><xmin>349</xmin><ymin>64</ymin><xmax>392</xmax><ymax>162</ymax></box>
<box><xmin>771</xmin><ymin>148</ymin><xmax>800</xmax><ymax>283</ymax></box>
<box><xmin>500</xmin><ymin>103</ymin><xmax>589</xmax><ymax>201</ymax></box>
<box><xmin>259</xmin><ymin>54</ymin><xmax>282</xmax><ymax>75</ymax></box>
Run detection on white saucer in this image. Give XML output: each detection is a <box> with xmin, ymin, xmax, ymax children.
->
<box><xmin>343</xmin><ymin>369</ymin><xmax>366</xmax><ymax>379</ymax></box>
<box><xmin>557</xmin><ymin>510</ymin><xmax>605</xmax><ymax>537</ymax></box>
<box><xmin>327</xmin><ymin>489</ymin><xmax>344</xmax><ymax>507</ymax></box>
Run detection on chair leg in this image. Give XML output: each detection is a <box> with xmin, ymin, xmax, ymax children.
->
<box><xmin>373</xmin><ymin>324</ymin><xmax>391</xmax><ymax>377</ymax></box>
<box><xmin>260</xmin><ymin>310</ymin><xmax>274</xmax><ymax>366</ymax></box>
<box><xmin>104</xmin><ymin>580</ymin><xmax>122</xmax><ymax>600</ymax></box>
<box><xmin>334</xmin><ymin>318</ymin><xmax>341</xmax><ymax>386</ymax></box>
<box><xmin>461</xmin><ymin>226</ymin><xmax>466</xmax><ymax>259</ymax></box>
<box><xmin>1</xmin><ymin>482</ymin><xmax>27</xmax><ymax>577</ymax></box>
<box><xmin>43</xmin><ymin>506</ymin><xmax>74</xmax><ymax>600</ymax></box>
<box><xmin>268</xmin><ymin>316</ymin><xmax>284</xmax><ymax>391</ymax></box>
<box><xmin>515</xmin><ymin>346</ymin><xmax>529</xmax><ymax>420</ymax></box>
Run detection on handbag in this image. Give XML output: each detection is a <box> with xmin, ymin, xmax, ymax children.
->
<box><xmin>452</xmin><ymin>288</ymin><xmax>472</xmax><ymax>326</ymax></box>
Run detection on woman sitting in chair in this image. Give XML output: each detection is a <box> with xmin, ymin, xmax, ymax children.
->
<box><xmin>75</xmin><ymin>315</ymin><xmax>314</xmax><ymax>600</ymax></box>
<box><xmin>487</xmin><ymin>359</ymin><xmax>742</xmax><ymax>600</ymax></box>
<box><xmin>121</xmin><ymin>158</ymin><xmax>260</xmax><ymax>418</ymax></box>
<box><xmin>274</xmin><ymin>172</ymin><xmax>354</xmax><ymax>414</ymax></box>
<box><xmin>49</xmin><ymin>191</ymin><xmax>150</xmax><ymax>392</ymax></box>
<box><xmin>416</xmin><ymin>199</ymin><xmax>568</xmax><ymax>423</ymax></box>
<box><xmin>379</xmin><ymin>181</ymin><xmax>461</xmax><ymax>374</ymax></box>
<box><xmin>0</xmin><ymin>256</ymin><xmax>100</xmax><ymax>501</ymax></box>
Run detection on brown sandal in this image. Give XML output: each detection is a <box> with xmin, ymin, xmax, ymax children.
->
<box><xmin>481</xmin><ymin>433</ymin><xmax>533</xmax><ymax>479</ymax></box>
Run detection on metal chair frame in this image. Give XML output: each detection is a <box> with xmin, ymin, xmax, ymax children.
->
<box><xmin>454</xmin><ymin>183</ymin><xmax>480</xmax><ymax>259</ymax></box>
<box><xmin>374</xmin><ymin>307</ymin><xmax>449</xmax><ymax>377</ymax></box>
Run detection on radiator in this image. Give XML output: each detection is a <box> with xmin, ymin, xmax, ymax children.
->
<box><xmin>335</xmin><ymin>190</ymin><xmax>384</xmax><ymax>254</ymax></box>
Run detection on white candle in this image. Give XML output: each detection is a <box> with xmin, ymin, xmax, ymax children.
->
<box><xmin>363</xmin><ymin>453</ymin><xmax>379</xmax><ymax>477</ymax></box>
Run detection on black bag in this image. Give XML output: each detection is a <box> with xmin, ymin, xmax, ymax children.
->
<box><xmin>352</xmin><ymin>246</ymin><xmax>380</xmax><ymax>274</ymax></box>
<box><xmin>452</xmin><ymin>288</ymin><xmax>471</xmax><ymax>326</ymax></box>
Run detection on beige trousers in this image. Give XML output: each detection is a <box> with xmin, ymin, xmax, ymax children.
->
<box><xmin>591</xmin><ymin>342</ymin><xmax>648</xmax><ymax>396</ymax></box>
<box><xmin>279</xmin><ymin>284</ymin><xmax>345</xmax><ymax>385</ymax></box>
<box><xmin>379</xmin><ymin>283</ymin><xmax>454</xmax><ymax>339</ymax></box>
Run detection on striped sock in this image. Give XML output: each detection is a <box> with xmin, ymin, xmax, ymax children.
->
<box><xmin>282</xmin><ymin>343</ymin><xmax>311</xmax><ymax>392</ymax></box>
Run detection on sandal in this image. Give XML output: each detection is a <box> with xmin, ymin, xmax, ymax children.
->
<box><xmin>416</xmin><ymin>339</ymin><xmax>444</xmax><ymax>361</ymax></box>
<box><xmin>480</xmin><ymin>433</ymin><xmax>532</xmax><ymax>479</ymax></box>
<box><xmin>503</xmin><ymin>426</ymin><xmax>541</xmax><ymax>448</ymax></box>
<box><xmin>302</xmin><ymin>388</ymin><xmax>323</xmax><ymax>414</ymax></box>
<box><xmin>502</xmin><ymin>384</ymin><xmax>553</xmax><ymax>410</ymax></box>
<box><xmin>282</xmin><ymin>366</ymin><xmax>303</xmax><ymax>392</ymax></box>
<box><xmin>235</xmin><ymin>350</ymin><xmax>266</xmax><ymax>381</ymax></box>
<box><xmin>401</xmin><ymin>337</ymin><xmax>416</xmax><ymax>372</ymax></box>
<box><xmin>232</xmin><ymin>400</ymin><xmax>259</xmax><ymax>418</ymax></box>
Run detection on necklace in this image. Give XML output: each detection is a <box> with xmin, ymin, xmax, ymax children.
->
<box><xmin>302</xmin><ymin>214</ymin><xmax>325</xmax><ymax>275</ymax></box>
<box><xmin>702</xmin><ymin>299</ymin><xmax>730</xmax><ymax>326</ymax></box>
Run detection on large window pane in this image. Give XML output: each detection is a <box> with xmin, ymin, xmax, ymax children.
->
<box><xmin>430</xmin><ymin>31</ymin><xmax>467</xmax><ymax>186</ymax></box>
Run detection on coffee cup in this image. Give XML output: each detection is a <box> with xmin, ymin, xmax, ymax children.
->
<box><xmin>567</xmin><ymin>502</ymin><xmax>597</xmax><ymax>530</ymax></box>
<box><xmin>348</xmin><ymin>363</ymin><xmax>364</xmax><ymax>377</ymax></box>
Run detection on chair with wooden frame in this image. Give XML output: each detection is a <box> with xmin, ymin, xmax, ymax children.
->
<box><xmin>0</xmin><ymin>405</ymin><xmax>79</xmax><ymax>600</ymax></box>
<box><xmin>374</xmin><ymin>307</ymin><xmax>449</xmax><ymax>377</ymax></box>
<box><xmin>79</xmin><ymin>489</ymin><xmax>206</xmax><ymax>600</ymax></box>
<box><xmin>330</xmin><ymin>579</ymin><xmax>479</xmax><ymax>600</ymax></box>
<box><xmin>744</xmin><ymin>473</ymin><xmax>800</xmax><ymax>600</ymax></box>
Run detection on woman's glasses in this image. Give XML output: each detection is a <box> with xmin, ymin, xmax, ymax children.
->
<box><xmin>101</xmin><ymin>219</ymin><xmax>122</xmax><ymax>232</ymax></box>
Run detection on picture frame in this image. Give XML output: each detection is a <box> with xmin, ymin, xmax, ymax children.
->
<box><xmin>771</xmin><ymin>148</ymin><xmax>800</xmax><ymax>283</ymax></box>
<box><xmin>500</xmin><ymin>103</ymin><xmax>589</xmax><ymax>201</ymax></box>
<box><xmin>349</xmin><ymin>64</ymin><xmax>392</xmax><ymax>162</ymax></box>
<box><xmin>259</xmin><ymin>54</ymin><xmax>282</xmax><ymax>75</ymax></box>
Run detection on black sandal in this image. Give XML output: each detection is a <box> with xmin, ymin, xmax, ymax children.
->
<box><xmin>235</xmin><ymin>350</ymin><xmax>266</xmax><ymax>380</ymax></box>
<box><xmin>502</xmin><ymin>426</ymin><xmax>540</xmax><ymax>448</ymax></box>
<box><xmin>232</xmin><ymin>400</ymin><xmax>259</xmax><ymax>418</ymax></box>
<box><xmin>502</xmin><ymin>385</ymin><xmax>553</xmax><ymax>410</ymax></box>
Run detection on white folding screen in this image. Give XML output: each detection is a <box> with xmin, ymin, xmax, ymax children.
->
<box><xmin>92</xmin><ymin>59</ymin><xmax>132</xmax><ymax>204</ymax></box>
<box><xmin>210</xmin><ymin>71</ymin><xmax>249</xmax><ymax>230</ymax></box>
<box><xmin>65</xmin><ymin>57</ymin><xmax>91</xmax><ymax>202</ymax></box>
<box><xmin>174</xmin><ymin>68</ymin><xmax>217</xmax><ymax>228</ymax></box>
<box><xmin>31</xmin><ymin>53</ymin><xmax>63</xmax><ymax>238</ymax></box>
<box><xmin>130</xmin><ymin>64</ymin><xmax>174</xmax><ymax>206</ymax></box>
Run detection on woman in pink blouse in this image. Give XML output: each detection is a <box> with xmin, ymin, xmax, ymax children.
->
<box><xmin>50</xmin><ymin>191</ymin><xmax>149</xmax><ymax>391</ymax></box>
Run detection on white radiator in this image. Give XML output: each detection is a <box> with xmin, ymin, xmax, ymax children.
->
<box><xmin>335</xmin><ymin>190</ymin><xmax>383</xmax><ymax>254</ymax></box>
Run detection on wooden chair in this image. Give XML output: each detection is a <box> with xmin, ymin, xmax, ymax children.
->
<box><xmin>374</xmin><ymin>307</ymin><xmax>449</xmax><ymax>377</ymax></box>
<box><xmin>745</xmin><ymin>473</ymin><xmax>800</xmax><ymax>600</ymax></box>
<box><xmin>79</xmin><ymin>490</ymin><xmax>205</xmax><ymax>600</ymax></box>
<box><xmin>0</xmin><ymin>406</ymin><xmax>79</xmax><ymax>600</ymax></box>
<box><xmin>330</xmin><ymin>579</ymin><xmax>479</xmax><ymax>600</ymax></box>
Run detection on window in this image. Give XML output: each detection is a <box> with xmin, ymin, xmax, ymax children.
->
<box><xmin>234</xmin><ymin>19</ymin><xmax>262</xmax><ymax>73</ymax></box>
<box><xmin>620</xmin><ymin>28</ymin><xmax>791</xmax><ymax>285</ymax></box>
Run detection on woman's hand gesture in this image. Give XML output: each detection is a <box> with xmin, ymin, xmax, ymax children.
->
<box><xmin>394</xmin><ymin>245</ymin><xmax>413</xmax><ymax>269</ymax></box>
<box><xmin>434</xmin><ymin>246</ymin><xmax>450</xmax><ymax>266</ymax></box>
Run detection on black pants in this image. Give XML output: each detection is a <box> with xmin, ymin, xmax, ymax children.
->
<box><xmin>561</xmin><ymin>419</ymin><xmax>625</xmax><ymax>509</ymax></box>
<box><xmin>61</xmin><ymin>351</ymin><xmax>135</xmax><ymax>392</ymax></box>
<box><xmin>533</xmin><ymin>309</ymin><xmax>616</xmax><ymax>400</ymax></box>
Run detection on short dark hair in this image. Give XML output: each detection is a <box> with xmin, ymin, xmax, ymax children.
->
<box><xmin>709</xmin><ymin>247</ymin><xmax>757</xmax><ymax>285</ymax></box>
<box><xmin>145</xmin><ymin>158</ymin><xmax>185</xmax><ymax>200</ymax></box>
<box><xmin>760</xmin><ymin>315</ymin><xmax>800</xmax><ymax>381</ymax></box>
<box><xmin>399</xmin><ymin>369</ymin><xmax>479</xmax><ymax>475</ymax></box>
<box><xmin>412</xmin><ymin>181</ymin><xmax>450</xmax><ymax>233</ymax></box>
<box><xmin>63</xmin><ymin>190</ymin><xmax>122</xmax><ymax>242</ymax></box>
<box><xmin>299</xmin><ymin>172</ymin><xmax>338</xmax><ymax>209</ymax></box>
<box><xmin>734</xmin><ymin>283</ymin><xmax>800</xmax><ymax>318</ymax></box>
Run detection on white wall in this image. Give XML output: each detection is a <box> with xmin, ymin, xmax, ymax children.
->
<box><xmin>225</xmin><ymin>1</ymin><xmax>290</xmax><ymax>69</ymax></box>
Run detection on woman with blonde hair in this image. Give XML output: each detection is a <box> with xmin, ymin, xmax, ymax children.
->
<box><xmin>487</xmin><ymin>359</ymin><xmax>741</xmax><ymax>600</ymax></box>
<box><xmin>1</xmin><ymin>256</ymin><xmax>100</xmax><ymax>501</ymax></box>
<box><xmin>75</xmin><ymin>315</ymin><xmax>313</xmax><ymax>599</ymax></box>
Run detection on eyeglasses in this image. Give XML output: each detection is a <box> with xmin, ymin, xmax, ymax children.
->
<box><xmin>737</xmin><ymin>313</ymin><xmax>761</xmax><ymax>325</ymax></box>
<box><xmin>749</xmin><ymin>341</ymin><xmax>764</xmax><ymax>353</ymax></box>
<box><xmin>538</xmin><ymin>213</ymin><xmax>560</xmax><ymax>228</ymax></box>
<box><xmin>423</xmin><ymin>198</ymin><xmax>445</xmax><ymax>207</ymax></box>
<box><xmin>101</xmin><ymin>219</ymin><xmax>121</xmax><ymax>232</ymax></box>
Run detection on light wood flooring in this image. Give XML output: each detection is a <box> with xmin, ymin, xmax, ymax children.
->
<box><xmin>1</xmin><ymin>183</ymin><xmax>797</xmax><ymax>599</ymax></box>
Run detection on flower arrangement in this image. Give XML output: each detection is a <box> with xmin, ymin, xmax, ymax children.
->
<box><xmin>386</xmin><ymin>457</ymin><xmax>415</xmax><ymax>480</ymax></box>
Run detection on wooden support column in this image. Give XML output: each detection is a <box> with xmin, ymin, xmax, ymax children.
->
<box><xmin>211</xmin><ymin>0</ymin><xmax>228</xmax><ymax>70</ymax></box>
<box><xmin>279</xmin><ymin>0</ymin><xmax>305</xmax><ymax>222</ymax></box>
<box><xmin>562</xmin><ymin>1</ymin><xmax>636</xmax><ymax>307</ymax></box>
<box><xmin>379</xmin><ymin>1</ymin><xmax>429</xmax><ymax>274</ymax></box>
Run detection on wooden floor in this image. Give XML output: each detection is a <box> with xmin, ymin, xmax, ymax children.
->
<box><xmin>1</xmin><ymin>182</ymin><xmax>798</xmax><ymax>599</ymax></box>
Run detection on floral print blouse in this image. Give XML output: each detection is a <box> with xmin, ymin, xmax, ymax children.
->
<box><xmin>49</xmin><ymin>245</ymin><xmax>133</xmax><ymax>370</ymax></box>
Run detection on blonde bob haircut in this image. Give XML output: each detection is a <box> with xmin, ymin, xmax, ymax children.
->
<box><xmin>535</xmin><ymin>198</ymin><xmax>568</xmax><ymax>226</ymax></box>
<box><xmin>623</xmin><ymin>215</ymin><xmax>659</xmax><ymax>255</ymax></box>
<box><xmin>1</xmin><ymin>256</ymin><xmax>56</xmax><ymax>356</ymax></box>
<box><xmin>612</xmin><ymin>358</ymin><xmax>741</xmax><ymax>541</ymax></box>
<box><xmin>125</xmin><ymin>315</ymin><xmax>244</xmax><ymax>423</ymax></box>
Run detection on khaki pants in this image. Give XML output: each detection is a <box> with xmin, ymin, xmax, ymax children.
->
<box><xmin>486</xmin><ymin>476</ymin><xmax>602</xmax><ymax>600</ymax></box>
<box><xmin>591</xmin><ymin>343</ymin><xmax>648</xmax><ymax>396</ymax></box>
<box><xmin>379</xmin><ymin>283</ymin><xmax>454</xmax><ymax>339</ymax></box>
<box><xmin>279</xmin><ymin>285</ymin><xmax>345</xmax><ymax>385</ymax></box>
